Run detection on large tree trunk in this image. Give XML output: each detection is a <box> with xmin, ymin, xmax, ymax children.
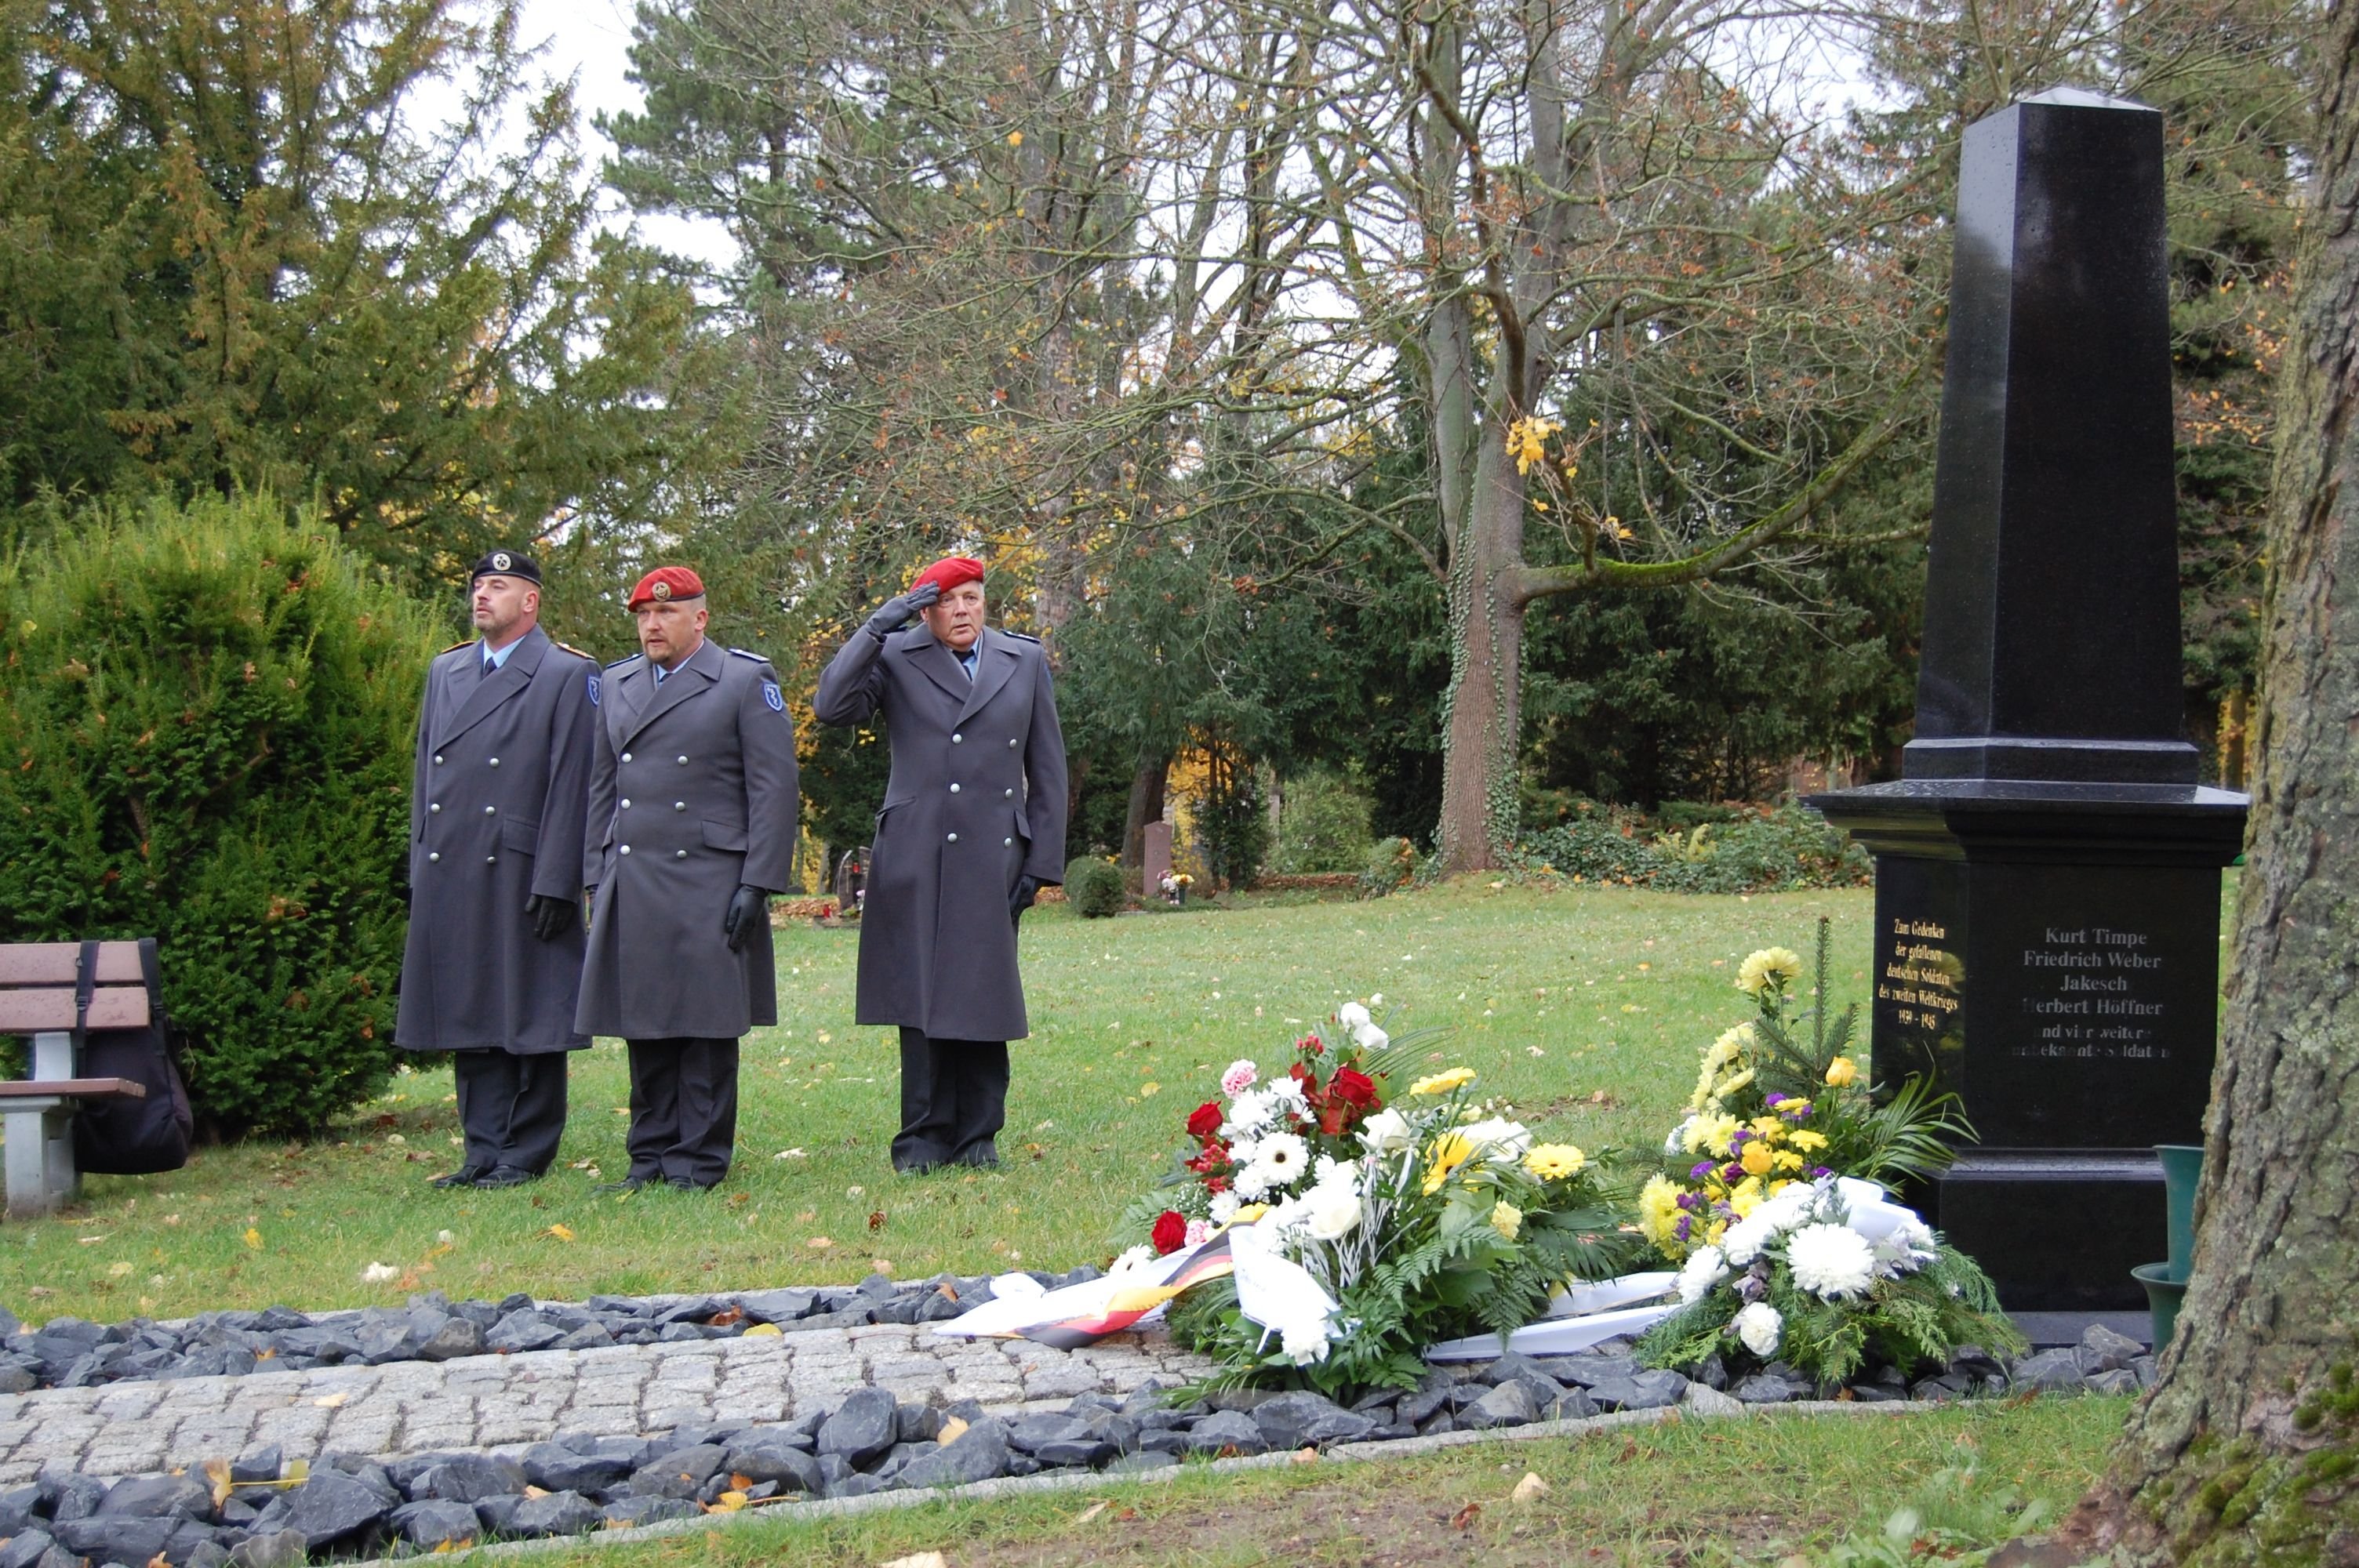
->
<box><xmin>1120</xmin><ymin>753</ymin><xmax>1169</xmax><ymax>870</ymax></box>
<box><xmin>2066</xmin><ymin>8</ymin><xmax>2359</xmax><ymax>1554</ymax></box>
<box><xmin>1436</xmin><ymin>434</ymin><xmax>1529</xmax><ymax>875</ymax></box>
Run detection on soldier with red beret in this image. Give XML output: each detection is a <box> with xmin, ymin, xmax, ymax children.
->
<box><xmin>574</xmin><ymin>567</ymin><xmax>800</xmax><ymax>1191</ymax></box>
<box><xmin>813</xmin><ymin>556</ymin><xmax>1068</xmax><ymax>1172</ymax></box>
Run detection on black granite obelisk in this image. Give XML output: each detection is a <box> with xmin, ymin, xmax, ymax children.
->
<box><xmin>1808</xmin><ymin>89</ymin><xmax>2248</xmax><ymax>1312</ymax></box>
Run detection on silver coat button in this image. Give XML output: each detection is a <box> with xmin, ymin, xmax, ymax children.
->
<box><xmin>678</xmin><ymin>755</ymin><xmax>689</xmax><ymax>764</ymax></box>
<box><xmin>947</xmin><ymin>833</ymin><xmax>958</xmax><ymax>843</ymax></box>
<box><xmin>1004</xmin><ymin>837</ymin><xmax>1014</xmax><ymax>846</ymax></box>
<box><xmin>427</xmin><ymin>852</ymin><xmax>440</xmax><ymax>863</ymax></box>
<box><xmin>429</xmin><ymin>803</ymin><xmax>441</xmax><ymax>813</ymax></box>
<box><xmin>433</xmin><ymin>754</ymin><xmax>445</xmax><ymax>764</ymax></box>
<box><xmin>620</xmin><ymin>799</ymin><xmax>632</xmax><ymax>809</ymax></box>
<box><xmin>488</xmin><ymin>757</ymin><xmax>499</xmax><ymax>767</ymax></box>
<box><xmin>949</xmin><ymin>783</ymin><xmax>960</xmax><ymax>793</ymax></box>
<box><xmin>620</xmin><ymin>845</ymin><xmax>632</xmax><ymax>855</ymax></box>
<box><xmin>485</xmin><ymin>855</ymin><xmax>497</xmax><ymax>864</ymax></box>
<box><xmin>1005</xmin><ymin>788</ymin><xmax>1015</xmax><ymax>798</ymax></box>
<box><xmin>674</xmin><ymin>801</ymin><xmax>685</xmax><ymax>811</ymax></box>
<box><xmin>621</xmin><ymin>752</ymin><xmax>632</xmax><ymax>763</ymax></box>
<box><xmin>485</xmin><ymin>805</ymin><xmax>496</xmax><ymax>815</ymax></box>
<box><xmin>1008</xmin><ymin>738</ymin><xmax>1018</xmax><ymax>747</ymax></box>
<box><xmin>676</xmin><ymin>849</ymin><xmax>688</xmax><ymax>859</ymax></box>
<box><xmin>951</xmin><ymin>733</ymin><xmax>963</xmax><ymax>743</ymax></box>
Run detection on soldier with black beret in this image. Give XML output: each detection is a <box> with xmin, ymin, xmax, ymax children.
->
<box><xmin>575</xmin><ymin>567</ymin><xmax>800</xmax><ymax>1192</ymax></box>
<box><xmin>398</xmin><ymin>550</ymin><xmax>598</xmax><ymax>1189</ymax></box>
<box><xmin>813</xmin><ymin>556</ymin><xmax>1068</xmax><ymax>1173</ymax></box>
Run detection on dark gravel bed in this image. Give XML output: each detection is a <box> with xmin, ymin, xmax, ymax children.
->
<box><xmin>0</xmin><ymin>1324</ymin><xmax>2154</xmax><ymax>1567</ymax></box>
<box><xmin>0</xmin><ymin>1271</ymin><xmax>1104</xmax><ymax>1393</ymax></box>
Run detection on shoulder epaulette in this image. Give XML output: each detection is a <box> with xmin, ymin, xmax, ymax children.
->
<box><xmin>604</xmin><ymin>653</ymin><xmax>643</xmax><ymax>670</ymax></box>
<box><xmin>439</xmin><ymin>638</ymin><xmax>474</xmax><ymax>655</ymax></box>
<box><xmin>998</xmin><ymin>630</ymin><xmax>1042</xmax><ymax>644</ymax></box>
<box><xmin>728</xmin><ymin>647</ymin><xmax>769</xmax><ymax>662</ymax></box>
<box><xmin>553</xmin><ymin>641</ymin><xmax>596</xmax><ymax>662</ymax></box>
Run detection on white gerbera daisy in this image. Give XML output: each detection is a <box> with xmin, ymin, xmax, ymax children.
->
<box><xmin>1733</xmin><ymin>1301</ymin><xmax>1783</xmax><ymax>1357</ymax></box>
<box><xmin>1787</xmin><ymin>1222</ymin><xmax>1877</xmax><ymax>1300</ymax></box>
<box><xmin>1248</xmin><ymin>1131</ymin><xmax>1310</xmax><ymax>1191</ymax></box>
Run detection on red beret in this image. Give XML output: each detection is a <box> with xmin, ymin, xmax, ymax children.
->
<box><xmin>627</xmin><ymin>566</ymin><xmax>705</xmax><ymax>609</ymax></box>
<box><xmin>912</xmin><ymin>556</ymin><xmax>985</xmax><ymax>595</ymax></box>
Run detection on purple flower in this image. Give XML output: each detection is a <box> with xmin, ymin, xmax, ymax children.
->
<box><xmin>1722</xmin><ymin>1164</ymin><xmax>1745</xmax><ymax>1183</ymax></box>
<box><xmin>1728</xmin><ymin>1127</ymin><xmax>1751</xmax><ymax>1149</ymax></box>
<box><xmin>1809</xmin><ymin>1165</ymin><xmax>1832</xmax><ymax>1178</ymax></box>
<box><xmin>1735</xmin><ymin>1275</ymin><xmax>1767</xmax><ymax>1303</ymax></box>
<box><xmin>1676</xmin><ymin>1192</ymin><xmax>1703</xmax><ymax>1212</ymax></box>
<box><xmin>1765</xmin><ymin>1093</ymin><xmax>1786</xmax><ymax>1106</ymax></box>
<box><xmin>1675</xmin><ymin>1216</ymin><xmax>1693</xmax><ymax>1242</ymax></box>
<box><xmin>1690</xmin><ymin>1161</ymin><xmax>1717</xmax><ymax>1180</ymax></box>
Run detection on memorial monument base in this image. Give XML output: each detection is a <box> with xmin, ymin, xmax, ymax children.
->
<box><xmin>1808</xmin><ymin>780</ymin><xmax>2245</xmax><ymax>1311</ymax></box>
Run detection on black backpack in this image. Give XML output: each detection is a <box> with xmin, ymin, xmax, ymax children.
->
<box><xmin>70</xmin><ymin>938</ymin><xmax>195</xmax><ymax>1175</ymax></box>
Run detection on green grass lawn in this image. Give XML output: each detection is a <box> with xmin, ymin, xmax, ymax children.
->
<box><xmin>460</xmin><ymin>1397</ymin><xmax>2130</xmax><ymax>1568</ymax></box>
<box><xmin>4</xmin><ymin>880</ymin><xmax>1881</xmax><ymax>1321</ymax></box>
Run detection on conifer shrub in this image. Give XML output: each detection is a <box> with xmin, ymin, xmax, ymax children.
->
<box><xmin>1063</xmin><ymin>855</ymin><xmax>1127</xmax><ymax>918</ymax></box>
<box><xmin>0</xmin><ymin>495</ymin><xmax>441</xmax><ymax>1137</ymax></box>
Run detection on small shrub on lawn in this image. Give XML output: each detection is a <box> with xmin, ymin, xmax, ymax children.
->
<box><xmin>1512</xmin><ymin>804</ymin><xmax>1870</xmax><ymax>894</ymax></box>
<box><xmin>1063</xmin><ymin>855</ymin><xmax>1127</xmax><ymax>918</ymax></box>
<box><xmin>1359</xmin><ymin>836</ymin><xmax>1419</xmax><ymax>897</ymax></box>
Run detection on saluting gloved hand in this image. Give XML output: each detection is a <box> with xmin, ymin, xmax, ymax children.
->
<box><xmin>863</xmin><ymin>579</ymin><xmax>941</xmax><ymax>641</ymax></box>
<box><xmin>527</xmin><ymin>895</ymin><xmax>577</xmax><ymax>942</ymax></box>
<box><xmin>1009</xmin><ymin>874</ymin><xmax>1041</xmax><ymax>923</ymax></box>
<box><xmin>723</xmin><ymin>884</ymin><xmax>770</xmax><ymax>952</ymax></box>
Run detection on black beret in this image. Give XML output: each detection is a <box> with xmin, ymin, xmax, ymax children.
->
<box><xmin>471</xmin><ymin>549</ymin><xmax>541</xmax><ymax>585</ymax></box>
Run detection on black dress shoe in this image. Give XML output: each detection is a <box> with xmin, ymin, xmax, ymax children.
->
<box><xmin>430</xmin><ymin>1165</ymin><xmax>487</xmax><ymax>1189</ymax></box>
<box><xmin>665</xmin><ymin>1177</ymin><xmax>703</xmax><ymax>1192</ymax></box>
<box><xmin>592</xmin><ymin>1174</ymin><xmax>654</xmax><ymax>1195</ymax></box>
<box><xmin>473</xmin><ymin>1164</ymin><xmax>540</xmax><ymax>1189</ymax></box>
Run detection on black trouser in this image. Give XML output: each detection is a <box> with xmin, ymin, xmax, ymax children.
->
<box><xmin>453</xmin><ymin>1049</ymin><xmax>568</xmax><ymax>1176</ymax></box>
<box><xmin>894</xmin><ymin>1029</ymin><xmax>1008</xmax><ymax>1173</ymax></box>
<box><xmin>623</xmin><ymin>1036</ymin><xmax>740</xmax><ymax>1188</ymax></box>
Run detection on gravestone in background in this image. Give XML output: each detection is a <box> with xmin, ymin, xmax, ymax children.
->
<box><xmin>1143</xmin><ymin>821</ymin><xmax>1173</xmax><ymax>898</ymax></box>
<box><xmin>1808</xmin><ymin>89</ymin><xmax>2248</xmax><ymax>1311</ymax></box>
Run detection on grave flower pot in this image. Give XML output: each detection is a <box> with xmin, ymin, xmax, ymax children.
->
<box><xmin>2157</xmin><ymin>1142</ymin><xmax>2203</xmax><ymax>1278</ymax></box>
<box><xmin>2132</xmin><ymin>1261</ymin><xmax>2186</xmax><ymax>1354</ymax></box>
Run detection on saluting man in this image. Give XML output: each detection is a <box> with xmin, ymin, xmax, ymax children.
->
<box><xmin>813</xmin><ymin>557</ymin><xmax>1068</xmax><ymax>1174</ymax></box>
<box><xmin>398</xmin><ymin>550</ymin><xmax>598</xmax><ymax>1189</ymax></box>
<box><xmin>575</xmin><ymin>567</ymin><xmax>799</xmax><ymax>1192</ymax></box>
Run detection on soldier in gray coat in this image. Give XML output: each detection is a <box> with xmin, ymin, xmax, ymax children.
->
<box><xmin>575</xmin><ymin>566</ymin><xmax>799</xmax><ymax>1192</ymax></box>
<box><xmin>813</xmin><ymin>556</ymin><xmax>1067</xmax><ymax>1173</ymax></box>
<box><xmin>397</xmin><ymin>549</ymin><xmax>598</xmax><ymax>1189</ymax></box>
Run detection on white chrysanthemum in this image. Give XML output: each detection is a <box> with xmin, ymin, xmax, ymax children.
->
<box><xmin>1226</xmin><ymin>1136</ymin><xmax>1260</xmax><ymax>1169</ymax></box>
<box><xmin>1754</xmin><ymin>1181</ymin><xmax>1823</xmax><ymax>1233</ymax></box>
<box><xmin>1337</xmin><ymin>1001</ymin><xmax>1372</xmax><ymax>1033</ymax></box>
<box><xmin>1721</xmin><ymin>1214</ymin><xmax>1776</xmax><ymax>1268</ymax></box>
<box><xmin>1458</xmin><ymin>1116</ymin><xmax>1533</xmax><ymax>1162</ymax></box>
<box><xmin>1358</xmin><ymin>1109</ymin><xmax>1412</xmax><ymax>1154</ymax></box>
<box><xmin>1209</xmin><ymin>1191</ymin><xmax>1241</xmax><ymax>1224</ymax></box>
<box><xmin>1665</xmin><ymin>1116</ymin><xmax>1697</xmax><ymax>1157</ymax></box>
<box><xmin>1227</xmin><ymin>1088</ymin><xmax>1275</xmax><ymax>1132</ymax></box>
<box><xmin>1231</xmin><ymin>1163</ymin><xmax>1272</xmax><ymax>1200</ymax></box>
<box><xmin>1733</xmin><ymin>1301</ymin><xmax>1783</xmax><ymax>1357</ymax></box>
<box><xmin>1872</xmin><ymin>1218</ymin><xmax>1938</xmax><ymax>1277</ymax></box>
<box><xmin>1267</xmin><ymin>1076</ymin><xmax>1310</xmax><ymax>1115</ymax></box>
<box><xmin>1787</xmin><ymin>1222</ymin><xmax>1878</xmax><ymax>1300</ymax></box>
<box><xmin>1676</xmin><ymin>1244</ymin><xmax>1730</xmax><ymax>1305</ymax></box>
<box><xmin>1109</xmin><ymin>1244</ymin><xmax>1155</xmax><ymax>1276</ymax></box>
<box><xmin>1248</xmin><ymin>1131</ymin><xmax>1311</xmax><ymax>1191</ymax></box>
<box><xmin>1304</xmin><ymin>1185</ymin><xmax>1362</xmax><ymax>1242</ymax></box>
<box><xmin>1311</xmin><ymin>1154</ymin><xmax>1361</xmax><ymax>1190</ymax></box>
<box><xmin>1280</xmin><ymin>1316</ymin><xmax>1332</xmax><ymax>1363</ymax></box>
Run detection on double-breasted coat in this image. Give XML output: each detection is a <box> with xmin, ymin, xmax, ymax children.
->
<box><xmin>812</xmin><ymin>623</ymin><xmax>1068</xmax><ymax>1043</ymax></box>
<box><xmin>574</xmin><ymin>637</ymin><xmax>800</xmax><ymax>1040</ymax></box>
<box><xmin>395</xmin><ymin>627</ymin><xmax>597</xmax><ymax>1054</ymax></box>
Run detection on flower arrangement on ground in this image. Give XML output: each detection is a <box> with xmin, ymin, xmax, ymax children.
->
<box><xmin>1635</xmin><ymin>922</ymin><xmax>2019</xmax><ymax>1386</ymax></box>
<box><xmin>1119</xmin><ymin>1000</ymin><xmax>1645</xmax><ymax>1396</ymax></box>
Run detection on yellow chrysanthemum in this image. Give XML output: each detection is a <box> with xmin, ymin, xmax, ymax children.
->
<box><xmin>1790</xmin><ymin>1128</ymin><xmax>1829</xmax><ymax>1152</ymax></box>
<box><xmin>1774</xmin><ymin>1150</ymin><xmax>1806</xmax><ymax>1172</ymax></box>
<box><xmin>1739</xmin><ymin>1141</ymin><xmax>1776</xmax><ymax>1177</ymax></box>
<box><xmin>1736</xmin><ymin>947</ymin><xmax>1805</xmax><ymax>996</ymax></box>
<box><xmin>1422</xmin><ymin>1131</ymin><xmax>1475</xmax><ymax>1194</ymax></box>
<box><xmin>1411</xmin><ymin>1066</ymin><xmax>1478</xmax><ymax>1097</ymax></box>
<box><xmin>1523</xmin><ymin>1144</ymin><xmax>1588</xmax><ymax>1181</ymax></box>
<box><xmin>1749</xmin><ymin>1116</ymin><xmax>1786</xmax><ymax>1141</ymax></box>
<box><xmin>1489</xmin><ymin>1201</ymin><xmax>1523</xmax><ymax>1241</ymax></box>
<box><xmin>1637</xmin><ymin>1174</ymin><xmax>1684</xmax><ymax>1247</ymax></box>
<box><xmin>1703</xmin><ymin>1023</ymin><xmax>1754</xmax><ymax>1069</ymax></box>
<box><xmin>1823</xmin><ymin>1056</ymin><xmax>1859</xmax><ymax>1087</ymax></box>
<box><xmin>1717</xmin><ymin>1069</ymin><xmax>1755</xmax><ymax>1099</ymax></box>
<box><xmin>1682</xmin><ymin>1112</ymin><xmax>1741</xmax><ymax>1158</ymax></box>
<box><xmin>1726</xmin><ymin>1176</ymin><xmax>1765</xmax><ymax>1217</ymax></box>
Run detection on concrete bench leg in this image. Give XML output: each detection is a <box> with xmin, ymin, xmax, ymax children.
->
<box><xmin>5</xmin><ymin>1030</ymin><xmax>80</xmax><ymax>1218</ymax></box>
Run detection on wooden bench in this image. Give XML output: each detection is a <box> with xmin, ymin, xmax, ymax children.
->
<box><xmin>1</xmin><ymin>942</ymin><xmax>150</xmax><ymax>1218</ymax></box>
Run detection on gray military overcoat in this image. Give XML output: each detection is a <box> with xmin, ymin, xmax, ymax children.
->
<box><xmin>574</xmin><ymin>637</ymin><xmax>800</xmax><ymax>1040</ymax></box>
<box><xmin>812</xmin><ymin>623</ymin><xmax>1068</xmax><ymax>1043</ymax></box>
<box><xmin>395</xmin><ymin>627</ymin><xmax>598</xmax><ymax>1054</ymax></box>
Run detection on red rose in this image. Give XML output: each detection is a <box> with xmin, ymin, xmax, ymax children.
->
<box><xmin>1329</xmin><ymin>1067</ymin><xmax>1379</xmax><ymax>1109</ymax></box>
<box><xmin>1299</xmin><ymin>1033</ymin><xmax>1325</xmax><ymax>1054</ymax></box>
<box><xmin>1150</xmin><ymin>1210</ymin><xmax>1188</xmax><ymax>1255</ymax></box>
<box><xmin>1186</xmin><ymin>1101</ymin><xmax>1223</xmax><ymax>1138</ymax></box>
<box><xmin>1318</xmin><ymin>1102</ymin><xmax>1352</xmax><ymax>1138</ymax></box>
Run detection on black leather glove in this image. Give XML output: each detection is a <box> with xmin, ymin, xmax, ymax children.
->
<box><xmin>527</xmin><ymin>895</ymin><xmax>576</xmax><ymax>942</ymax></box>
<box><xmin>863</xmin><ymin>580</ymin><xmax>941</xmax><ymax>641</ymax></box>
<box><xmin>1010</xmin><ymin>874</ymin><xmax>1041</xmax><ymax>923</ymax></box>
<box><xmin>723</xmin><ymin>884</ymin><xmax>769</xmax><ymax>952</ymax></box>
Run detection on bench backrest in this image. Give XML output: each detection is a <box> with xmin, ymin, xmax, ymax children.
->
<box><xmin>0</xmin><ymin>942</ymin><xmax>152</xmax><ymax>1033</ymax></box>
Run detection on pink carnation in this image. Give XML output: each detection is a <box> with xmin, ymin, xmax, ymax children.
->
<box><xmin>1184</xmin><ymin>1218</ymin><xmax>1212</xmax><ymax>1247</ymax></box>
<box><xmin>1220</xmin><ymin>1059</ymin><xmax>1258</xmax><ymax>1096</ymax></box>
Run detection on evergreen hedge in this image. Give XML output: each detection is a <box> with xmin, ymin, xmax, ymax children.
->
<box><xmin>1063</xmin><ymin>855</ymin><xmax>1126</xmax><ymax>919</ymax></box>
<box><xmin>0</xmin><ymin>496</ymin><xmax>440</xmax><ymax>1137</ymax></box>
